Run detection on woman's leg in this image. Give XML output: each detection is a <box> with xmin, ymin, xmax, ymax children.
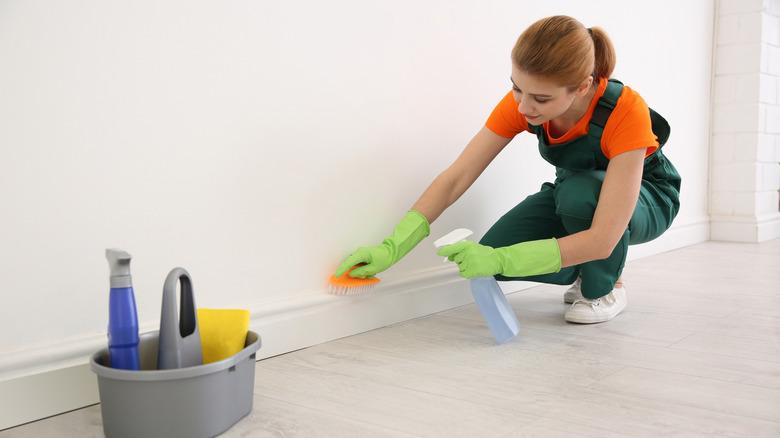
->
<box><xmin>554</xmin><ymin>171</ymin><xmax>677</xmax><ymax>299</ymax></box>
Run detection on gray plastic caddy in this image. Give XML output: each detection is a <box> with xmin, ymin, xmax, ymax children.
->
<box><xmin>90</xmin><ymin>330</ymin><xmax>261</xmax><ymax>438</ymax></box>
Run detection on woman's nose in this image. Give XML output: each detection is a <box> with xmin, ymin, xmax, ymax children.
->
<box><xmin>517</xmin><ymin>98</ymin><xmax>534</xmax><ymax>115</ymax></box>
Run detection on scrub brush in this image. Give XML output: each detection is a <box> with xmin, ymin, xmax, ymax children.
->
<box><xmin>327</xmin><ymin>263</ymin><xmax>381</xmax><ymax>295</ymax></box>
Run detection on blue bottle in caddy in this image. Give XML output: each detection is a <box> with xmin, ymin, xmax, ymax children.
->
<box><xmin>105</xmin><ymin>249</ymin><xmax>140</xmax><ymax>370</ymax></box>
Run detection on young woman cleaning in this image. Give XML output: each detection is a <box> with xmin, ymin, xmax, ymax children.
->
<box><xmin>333</xmin><ymin>15</ymin><xmax>680</xmax><ymax>324</ymax></box>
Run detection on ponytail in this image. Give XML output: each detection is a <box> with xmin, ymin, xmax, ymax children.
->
<box><xmin>589</xmin><ymin>26</ymin><xmax>616</xmax><ymax>81</ymax></box>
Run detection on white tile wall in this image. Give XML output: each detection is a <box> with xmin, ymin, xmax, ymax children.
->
<box><xmin>766</xmin><ymin>104</ymin><xmax>780</xmax><ymax>132</ymax></box>
<box><xmin>769</xmin><ymin>46</ymin><xmax>780</xmax><ymax>74</ymax></box>
<box><xmin>760</xmin><ymin>0</ymin><xmax>779</xmax><ymax>219</ymax></box>
<box><xmin>720</xmin><ymin>0</ymin><xmax>764</xmax><ymax>15</ymax></box>
<box><xmin>714</xmin><ymin>75</ymin><xmax>736</xmax><ymax>103</ymax></box>
<box><xmin>763</xmin><ymin>14</ymin><xmax>780</xmax><ymax>44</ymax></box>
<box><xmin>758</xmin><ymin>133</ymin><xmax>777</xmax><ymax>160</ymax></box>
<box><xmin>761</xmin><ymin>45</ymin><xmax>771</xmax><ymax>72</ymax></box>
<box><xmin>716</xmin><ymin>44</ymin><xmax>763</xmax><ymax>75</ymax></box>
<box><xmin>711</xmin><ymin>190</ymin><xmax>762</xmax><ymax>216</ymax></box>
<box><xmin>736</xmin><ymin>132</ymin><xmax>761</xmax><ymax>161</ymax></box>
<box><xmin>718</xmin><ymin>12</ymin><xmax>763</xmax><ymax>44</ymax></box>
<box><xmin>734</xmin><ymin>191</ymin><xmax>760</xmax><ymax>214</ymax></box>
<box><xmin>756</xmin><ymin>189</ymin><xmax>780</xmax><ymax>213</ymax></box>
<box><xmin>711</xmin><ymin>0</ymin><xmax>780</xmax><ymax>241</ymax></box>
<box><xmin>712</xmin><ymin>163</ymin><xmax>760</xmax><ymax>191</ymax></box>
<box><xmin>710</xmin><ymin>192</ymin><xmax>731</xmax><ymax>216</ymax></box>
<box><xmin>762</xmin><ymin>162</ymin><xmax>780</xmax><ymax>189</ymax></box>
<box><xmin>775</xmin><ymin>77</ymin><xmax>780</xmax><ymax>103</ymax></box>
<box><xmin>712</xmin><ymin>133</ymin><xmax>736</xmax><ymax>163</ymax></box>
<box><xmin>713</xmin><ymin>103</ymin><xmax>761</xmax><ymax>132</ymax></box>
<box><xmin>759</xmin><ymin>74</ymin><xmax>777</xmax><ymax>103</ymax></box>
<box><xmin>715</xmin><ymin>74</ymin><xmax>764</xmax><ymax>103</ymax></box>
<box><xmin>774</xmin><ymin>135</ymin><xmax>780</xmax><ymax>162</ymax></box>
<box><xmin>738</xmin><ymin>75</ymin><xmax>762</xmax><ymax>102</ymax></box>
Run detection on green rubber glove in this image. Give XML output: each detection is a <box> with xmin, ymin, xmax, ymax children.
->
<box><xmin>334</xmin><ymin>210</ymin><xmax>430</xmax><ymax>278</ymax></box>
<box><xmin>436</xmin><ymin>238</ymin><xmax>561</xmax><ymax>279</ymax></box>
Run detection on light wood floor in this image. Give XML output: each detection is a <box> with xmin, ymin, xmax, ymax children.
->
<box><xmin>3</xmin><ymin>239</ymin><xmax>780</xmax><ymax>437</ymax></box>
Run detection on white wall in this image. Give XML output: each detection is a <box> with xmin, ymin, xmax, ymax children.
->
<box><xmin>710</xmin><ymin>0</ymin><xmax>780</xmax><ymax>241</ymax></box>
<box><xmin>0</xmin><ymin>0</ymin><xmax>713</xmax><ymax>411</ymax></box>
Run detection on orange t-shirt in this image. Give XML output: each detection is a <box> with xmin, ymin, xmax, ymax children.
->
<box><xmin>485</xmin><ymin>78</ymin><xmax>659</xmax><ymax>159</ymax></box>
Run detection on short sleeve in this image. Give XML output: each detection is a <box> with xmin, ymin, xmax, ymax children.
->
<box><xmin>485</xmin><ymin>91</ymin><xmax>529</xmax><ymax>139</ymax></box>
<box><xmin>601</xmin><ymin>88</ymin><xmax>659</xmax><ymax>159</ymax></box>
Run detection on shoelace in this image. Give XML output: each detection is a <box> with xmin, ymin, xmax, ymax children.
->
<box><xmin>572</xmin><ymin>297</ymin><xmax>601</xmax><ymax>308</ymax></box>
<box><xmin>574</xmin><ymin>289</ymin><xmax>621</xmax><ymax>308</ymax></box>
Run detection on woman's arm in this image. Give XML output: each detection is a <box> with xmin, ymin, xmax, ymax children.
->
<box><xmin>412</xmin><ymin>127</ymin><xmax>512</xmax><ymax>223</ymax></box>
<box><xmin>557</xmin><ymin>148</ymin><xmax>646</xmax><ymax>267</ymax></box>
<box><xmin>334</xmin><ymin>127</ymin><xmax>511</xmax><ymax>278</ymax></box>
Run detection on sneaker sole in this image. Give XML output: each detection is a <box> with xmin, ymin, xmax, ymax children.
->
<box><xmin>565</xmin><ymin>310</ymin><xmax>619</xmax><ymax>324</ymax></box>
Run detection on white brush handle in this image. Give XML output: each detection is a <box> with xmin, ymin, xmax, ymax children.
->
<box><xmin>433</xmin><ymin>228</ymin><xmax>474</xmax><ymax>262</ymax></box>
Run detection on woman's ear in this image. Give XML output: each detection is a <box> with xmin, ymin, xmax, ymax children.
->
<box><xmin>577</xmin><ymin>76</ymin><xmax>593</xmax><ymax>96</ymax></box>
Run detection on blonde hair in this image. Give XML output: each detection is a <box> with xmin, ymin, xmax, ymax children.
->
<box><xmin>511</xmin><ymin>16</ymin><xmax>616</xmax><ymax>89</ymax></box>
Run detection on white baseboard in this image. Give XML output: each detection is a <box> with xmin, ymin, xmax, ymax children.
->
<box><xmin>0</xmin><ymin>364</ymin><xmax>98</xmax><ymax>432</ymax></box>
<box><xmin>627</xmin><ymin>216</ymin><xmax>710</xmax><ymax>260</ymax></box>
<box><xmin>711</xmin><ymin>212</ymin><xmax>780</xmax><ymax>242</ymax></box>
<box><xmin>0</xmin><ymin>217</ymin><xmax>711</xmax><ymax>431</ymax></box>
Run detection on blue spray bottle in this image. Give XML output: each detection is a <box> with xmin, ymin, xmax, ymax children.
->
<box><xmin>434</xmin><ymin>229</ymin><xmax>520</xmax><ymax>344</ymax></box>
<box><xmin>105</xmin><ymin>249</ymin><xmax>140</xmax><ymax>370</ymax></box>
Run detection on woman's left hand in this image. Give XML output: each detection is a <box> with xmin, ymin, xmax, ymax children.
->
<box><xmin>437</xmin><ymin>238</ymin><xmax>563</xmax><ymax>279</ymax></box>
<box><xmin>436</xmin><ymin>240</ymin><xmax>503</xmax><ymax>279</ymax></box>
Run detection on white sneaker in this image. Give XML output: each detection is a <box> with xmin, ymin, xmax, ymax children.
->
<box><xmin>563</xmin><ymin>277</ymin><xmax>583</xmax><ymax>304</ymax></box>
<box><xmin>564</xmin><ymin>287</ymin><xmax>627</xmax><ymax>324</ymax></box>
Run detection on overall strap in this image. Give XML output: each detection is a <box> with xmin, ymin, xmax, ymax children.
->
<box><xmin>530</xmin><ymin>121</ymin><xmax>544</xmax><ymax>138</ymax></box>
<box><xmin>588</xmin><ymin>78</ymin><xmax>624</xmax><ymax>141</ymax></box>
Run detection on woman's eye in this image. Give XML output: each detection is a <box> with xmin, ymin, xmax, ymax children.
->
<box><xmin>513</xmin><ymin>87</ymin><xmax>549</xmax><ymax>103</ymax></box>
<box><xmin>513</xmin><ymin>88</ymin><xmax>548</xmax><ymax>104</ymax></box>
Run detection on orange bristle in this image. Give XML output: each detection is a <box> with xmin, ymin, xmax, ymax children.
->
<box><xmin>327</xmin><ymin>263</ymin><xmax>381</xmax><ymax>295</ymax></box>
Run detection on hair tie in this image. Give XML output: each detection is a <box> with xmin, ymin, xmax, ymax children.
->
<box><xmin>587</xmin><ymin>28</ymin><xmax>593</xmax><ymax>37</ymax></box>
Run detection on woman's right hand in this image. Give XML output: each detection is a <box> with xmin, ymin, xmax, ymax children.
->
<box><xmin>334</xmin><ymin>244</ymin><xmax>394</xmax><ymax>278</ymax></box>
<box><xmin>332</xmin><ymin>210</ymin><xmax>431</xmax><ymax>279</ymax></box>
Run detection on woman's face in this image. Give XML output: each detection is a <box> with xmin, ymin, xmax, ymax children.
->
<box><xmin>510</xmin><ymin>66</ymin><xmax>590</xmax><ymax>125</ymax></box>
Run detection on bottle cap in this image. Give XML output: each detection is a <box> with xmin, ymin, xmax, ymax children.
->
<box><xmin>105</xmin><ymin>248</ymin><xmax>133</xmax><ymax>288</ymax></box>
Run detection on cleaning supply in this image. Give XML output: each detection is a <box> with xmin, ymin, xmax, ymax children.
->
<box><xmin>105</xmin><ymin>249</ymin><xmax>140</xmax><ymax>370</ymax></box>
<box><xmin>327</xmin><ymin>263</ymin><xmax>381</xmax><ymax>295</ymax></box>
<box><xmin>434</xmin><ymin>229</ymin><xmax>520</xmax><ymax>344</ymax></box>
<box><xmin>90</xmin><ymin>330</ymin><xmax>262</xmax><ymax>438</ymax></box>
<box><xmin>197</xmin><ymin>308</ymin><xmax>251</xmax><ymax>363</ymax></box>
<box><xmin>333</xmin><ymin>210</ymin><xmax>430</xmax><ymax>279</ymax></box>
<box><xmin>468</xmin><ymin>277</ymin><xmax>520</xmax><ymax>344</ymax></box>
<box><xmin>433</xmin><ymin>228</ymin><xmax>473</xmax><ymax>261</ymax></box>
<box><xmin>157</xmin><ymin>267</ymin><xmax>203</xmax><ymax>369</ymax></box>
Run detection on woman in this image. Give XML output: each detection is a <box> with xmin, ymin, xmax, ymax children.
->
<box><xmin>334</xmin><ymin>15</ymin><xmax>680</xmax><ymax>324</ymax></box>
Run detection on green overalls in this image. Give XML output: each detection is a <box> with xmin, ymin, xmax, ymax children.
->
<box><xmin>479</xmin><ymin>79</ymin><xmax>681</xmax><ymax>299</ymax></box>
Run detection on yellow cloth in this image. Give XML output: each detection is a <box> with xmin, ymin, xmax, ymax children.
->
<box><xmin>197</xmin><ymin>308</ymin><xmax>250</xmax><ymax>364</ymax></box>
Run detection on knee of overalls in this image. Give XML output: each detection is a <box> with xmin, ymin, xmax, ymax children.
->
<box><xmin>553</xmin><ymin>171</ymin><xmax>605</xmax><ymax>222</ymax></box>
